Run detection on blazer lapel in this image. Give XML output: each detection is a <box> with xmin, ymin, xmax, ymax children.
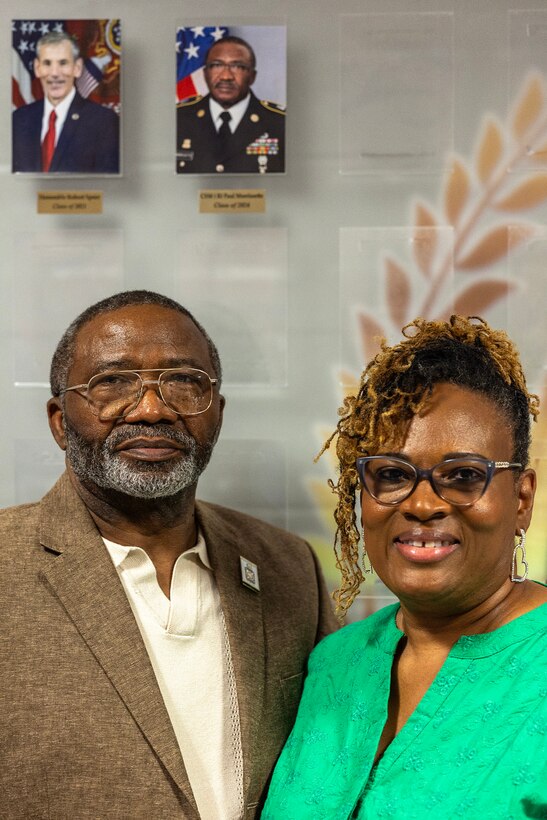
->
<box><xmin>196</xmin><ymin>502</ymin><xmax>265</xmax><ymax>802</ymax></box>
<box><xmin>38</xmin><ymin>474</ymin><xmax>199</xmax><ymax>818</ymax></box>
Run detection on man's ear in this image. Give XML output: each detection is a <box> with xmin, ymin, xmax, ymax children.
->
<box><xmin>74</xmin><ymin>57</ymin><xmax>84</xmax><ymax>80</ymax></box>
<box><xmin>217</xmin><ymin>393</ymin><xmax>226</xmax><ymax>433</ymax></box>
<box><xmin>210</xmin><ymin>393</ymin><xmax>225</xmax><ymax>447</ymax></box>
<box><xmin>47</xmin><ymin>397</ymin><xmax>67</xmax><ymax>451</ymax></box>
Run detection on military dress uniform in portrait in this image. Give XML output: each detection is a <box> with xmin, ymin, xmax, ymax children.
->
<box><xmin>176</xmin><ymin>34</ymin><xmax>286</xmax><ymax>175</ymax></box>
<box><xmin>176</xmin><ymin>91</ymin><xmax>285</xmax><ymax>174</ymax></box>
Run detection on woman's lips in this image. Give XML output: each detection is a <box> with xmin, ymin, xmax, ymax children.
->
<box><xmin>393</xmin><ymin>533</ymin><xmax>459</xmax><ymax>563</ymax></box>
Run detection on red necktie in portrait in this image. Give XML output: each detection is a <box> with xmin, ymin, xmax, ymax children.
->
<box><xmin>41</xmin><ymin>109</ymin><xmax>57</xmax><ymax>172</ymax></box>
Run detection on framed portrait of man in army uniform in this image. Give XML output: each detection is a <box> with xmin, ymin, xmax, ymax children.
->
<box><xmin>176</xmin><ymin>25</ymin><xmax>286</xmax><ymax>175</ymax></box>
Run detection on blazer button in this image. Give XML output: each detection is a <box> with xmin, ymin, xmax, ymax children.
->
<box><xmin>216</xmin><ymin>164</ymin><xmax>225</xmax><ymax>172</ymax></box>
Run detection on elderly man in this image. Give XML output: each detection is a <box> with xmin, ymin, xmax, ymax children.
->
<box><xmin>176</xmin><ymin>36</ymin><xmax>285</xmax><ymax>174</ymax></box>
<box><xmin>0</xmin><ymin>291</ymin><xmax>336</xmax><ymax>819</ymax></box>
<box><xmin>12</xmin><ymin>30</ymin><xmax>119</xmax><ymax>173</ymax></box>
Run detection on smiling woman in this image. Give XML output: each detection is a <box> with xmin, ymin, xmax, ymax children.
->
<box><xmin>262</xmin><ymin>315</ymin><xmax>547</xmax><ymax>820</ymax></box>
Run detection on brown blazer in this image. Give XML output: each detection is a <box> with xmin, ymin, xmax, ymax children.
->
<box><xmin>0</xmin><ymin>473</ymin><xmax>337</xmax><ymax>819</ymax></box>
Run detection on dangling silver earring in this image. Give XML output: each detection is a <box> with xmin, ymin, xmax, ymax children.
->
<box><xmin>362</xmin><ymin>540</ymin><xmax>374</xmax><ymax>575</ymax></box>
<box><xmin>511</xmin><ymin>529</ymin><xmax>528</xmax><ymax>583</ymax></box>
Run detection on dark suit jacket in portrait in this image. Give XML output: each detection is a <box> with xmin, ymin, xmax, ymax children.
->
<box><xmin>12</xmin><ymin>92</ymin><xmax>120</xmax><ymax>174</ymax></box>
<box><xmin>176</xmin><ymin>92</ymin><xmax>285</xmax><ymax>174</ymax></box>
<box><xmin>0</xmin><ymin>472</ymin><xmax>337</xmax><ymax>819</ymax></box>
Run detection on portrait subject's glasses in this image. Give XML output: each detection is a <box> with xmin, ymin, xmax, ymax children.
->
<box><xmin>205</xmin><ymin>61</ymin><xmax>252</xmax><ymax>75</ymax></box>
<box><xmin>355</xmin><ymin>456</ymin><xmax>522</xmax><ymax>507</ymax></box>
<box><xmin>59</xmin><ymin>368</ymin><xmax>218</xmax><ymax>420</ymax></box>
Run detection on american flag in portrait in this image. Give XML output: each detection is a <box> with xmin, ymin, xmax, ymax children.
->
<box><xmin>176</xmin><ymin>26</ymin><xmax>229</xmax><ymax>103</ymax></box>
<box><xmin>12</xmin><ymin>19</ymin><xmax>121</xmax><ymax>111</ymax></box>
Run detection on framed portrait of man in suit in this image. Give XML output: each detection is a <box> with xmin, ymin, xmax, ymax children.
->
<box><xmin>176</xmin><ymin>25</ymin><xmax>287</xmax><ymax>175</ymax></box>
<box><xmin>12</xmin><ymin>18</ymin><xmax>121</xmax><ymax>175</ymax></box>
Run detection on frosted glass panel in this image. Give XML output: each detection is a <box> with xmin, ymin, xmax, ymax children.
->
<box><xmin>340</xmin><ymin>12</ymin><xmax>454</xmax><ymax>174</ymax></box>
<box><xmin>339</xmin><ymin>226</ymin><xmax>454</xmax><ymax>382</ymax></box>
<box><xmin>14</xmin><ymin>437</ymin><xmax>65</xmax><ymax>504</ymax></box>
<box><xmin>509</xmin><ymin>10</ymin><xmax>547</xmax><ymax>171</ymax></box>
<box><xmin>198</xmin><ymin>438</ymin><xmax>286</xmax><ymax>529</ymax></box>
<box><xmin>12</xmin><ymin>230</ymin><xmax>124</xmax><ymax>384</ymax></box>
<box><xmin>175</xmin><ymin>228</ymin><xmax>287</xmax><ymax>386</ymax></box>
<box><xmin>507</xmin><ymin>227</ymin><xmax>547</xmax><ymax>394</ymax></box>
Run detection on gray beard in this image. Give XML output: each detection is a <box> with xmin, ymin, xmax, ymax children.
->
<box><xmin>64</xmin><ymin>422</ymin><xmax>215</xmax><ymax>499</ymax></box>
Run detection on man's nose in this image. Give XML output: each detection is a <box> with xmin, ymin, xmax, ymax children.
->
<box><xmin>123</xmin><ymin>385</ymin><xmax>178</xmax><ymax>423</ymax></box>
<box><xmin>219</xmin><ymin>64</ymin><xmax>236</xmax><ymax>78</ymax></box>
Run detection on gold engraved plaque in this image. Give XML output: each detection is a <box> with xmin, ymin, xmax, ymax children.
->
<box><xmin>199</xmin><ymin>189</ymin><xmax>265</xmax><ymax>214</ymax></box>
<box><xmin>37</xmin><ymin>191</ymin><xmax>103</xmax><ymax>214</ymax></box>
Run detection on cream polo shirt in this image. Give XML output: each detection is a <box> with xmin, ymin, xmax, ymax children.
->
<box><xmin>103</xmin><ymin>533</ymin><xmax>244</xmax><ymax>820</ymax></box>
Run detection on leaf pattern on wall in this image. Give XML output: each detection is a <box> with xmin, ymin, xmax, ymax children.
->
<box><xmin>476</xmin><ymin>119</ymin><xmax>504</xmax><ymax>184</ymax></box>
<box><xmin>444</xmin><ymin>158</ymin><xmax>470</xmax><ymax>225</ymax></box>
<box><xmin>457</xmin><ymin>225</ymin><xmax>535</xmax><ymax>269</ymax></box>
<box><xmin>364</xmin><ymin>72</ymin><xmax>547</xmax><ymax>323</ymax></box>
<box><xmin>494</xmin><ymin>175</ymin><xmax>547</xmax><ymax>210</ymax></box>
<box><xmin>453</xmin><ymin>279</ymin><xmax>516</xmax><ymax>316</ymax></box>
<box><xmin>357</xmin><ymin>312</ymin><xmax>385</xmax><ymax>363</ymax></box>
<box><xmin>385</xmin><ymin>258</ymin><xmax>411</xmax><ymax>327</ymax></box>
<box><xmin>412</xmin><ymin>204</ymin><xmax>438</xmax><ymax>278</ymax></box>
<box><xmin>512</xmin><ymin>74</ymin><xmax>543</xmax><ymax>140</ymax></box>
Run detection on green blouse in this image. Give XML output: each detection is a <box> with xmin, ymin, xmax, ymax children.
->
<box><xmin>262</xmin><ymin>601</ymin><xmax>547</xmax><ymax>819</ymax></box>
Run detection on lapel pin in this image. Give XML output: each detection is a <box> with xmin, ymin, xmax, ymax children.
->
<box><xmin>197</xmin><ymin>109</ymin><xmax>205</xmax><ymax>118</ymax></box>
<box><xmin>250</xmin><ymin>113</ymin><xmax>259</xmax><ymax>123</ymax></box>
<box><xmin>240</xmin><ymin>556</ymin><xmax>260</xmax><ymax>592</ymax></box>
<box><xmin>72</xmin><ymin>113</ymin><xmax>80</xmax><ymax>120</ymax></box>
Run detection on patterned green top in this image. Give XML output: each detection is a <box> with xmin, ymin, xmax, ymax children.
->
<box><xmin>262</xmin><ymin>600</ymin><xmax>547</xmax><ymax>820</ymax></box>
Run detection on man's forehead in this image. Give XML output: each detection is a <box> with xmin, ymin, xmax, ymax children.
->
<box><xmin>37</xmin><ymin>41</ymin><xmax>74</xmax><ymax>61</ymax></box>
<box><xmin>73</xmin><ymin>305</ymin><xmax>209</xmax><ymax>358</ymax></box>
<box><xmin>209</xmin><ymin>41</ymin><xmax>252</xmax><ymax>61</ymax></box>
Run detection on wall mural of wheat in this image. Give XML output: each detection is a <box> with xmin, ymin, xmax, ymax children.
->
<box><xmin>308</xmin><ymin>73</ymin><xmax>547</xmax><ymax>619</ymax></box>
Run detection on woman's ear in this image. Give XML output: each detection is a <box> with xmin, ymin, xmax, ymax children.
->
<box><xmin>516</xmin><ymin>468</ymin><xmax>536</xmax><ymax>533</ymax></box>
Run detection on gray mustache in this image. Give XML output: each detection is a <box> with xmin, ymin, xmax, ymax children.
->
<box><xmin>106</xmin><ymin>424</ymin><xmax>194</xmax><ymax>449</ymax></box>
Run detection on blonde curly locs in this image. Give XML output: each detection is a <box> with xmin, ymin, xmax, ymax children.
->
<box><xmin>319</xmin><ymin>315</ymin><xmax>539</xmax><ymax>617</ymax></box>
